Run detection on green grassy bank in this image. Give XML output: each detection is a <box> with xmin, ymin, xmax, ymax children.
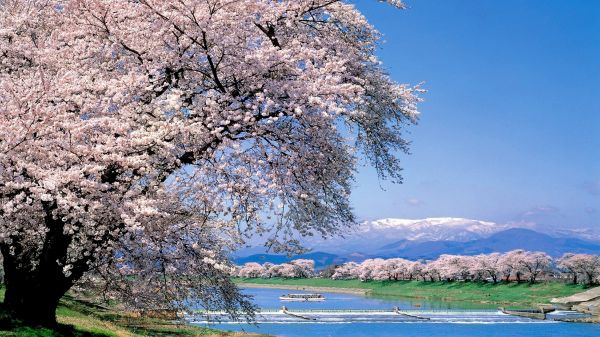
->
<box><xmin>234</xmin><ymin>278</ymin><xmax>590</xmax><ymax>307</ymax></box>
<box><xmin>0</xmin><ymin>288</ymin><xmax>268</xmax><ymax>337</ymax></box>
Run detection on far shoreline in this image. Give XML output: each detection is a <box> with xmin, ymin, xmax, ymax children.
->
<box><xmin>238</xmin><ymin>282</ymin><xmax>370</xmax><ymax>295</ymax></box>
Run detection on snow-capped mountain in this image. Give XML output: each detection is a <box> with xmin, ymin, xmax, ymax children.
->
<box><xmin>304</xmin><ymin>217</ymin><xmax>525</xmax><ymax>254</ymax></box>
<box><xmin>357</xmin><ymin>217</ymin><xmax>510</xmax><ymax>242</ymax></box>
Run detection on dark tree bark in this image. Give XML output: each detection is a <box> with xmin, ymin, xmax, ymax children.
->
<box><xmin>1</xmin><ymin>201</ymin><xmax>86</xmax><ymax>326</ymax></box>
<box><xmin>2</xmin><ymin>262</ymin><xmax>68</xmax><ymax>327</ymax></box>
<box><xmin>515</xmin><ymin>272</ymin><xmax>522</xmax><ymax>283</ymax></box>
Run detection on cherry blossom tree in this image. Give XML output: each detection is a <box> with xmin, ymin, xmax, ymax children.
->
<box><xmin>289</xmin><ymin>259</ymin><xmax>315</xmax><ymax>278</ymax></box>
<box><xmin>357</xmin><ymin>259</ymin><xmax>377</xmax><ymax>281</ymax></box>
<box><xmin>237</xmin><ymin>262</ymin><xmax>266</xmax><ymax>278</ymax></box>
<box><xmin>469</xmin><ymin>255</ymin><xmax>487</xmax><ymax>282</ymax></box>
<box><xmin>264</xmin><ymin>263</ymin><xmax>282</xmax><ymax>278</ymax></box>
<box><xmin>407</xmin><ymin>261</ymin><xmax>424</xmax><ymax>281</ymax></box>
<box><xmin>422</xmin><ymin>260</ymin><xmax>441</xmax><ymax>282</ymax></box>
<box><xmin>455</xmin><ymin>255</ymin><xmax>476</xmax><ymax>281</ymax></box>
<box><xmin>269</xmin><ymin>263</ymin><xmax>297</xmax><ymax>278</ymax></box>
<box><xmin>575</xmin><ymin>255</ymin><xmax>600</xmax><ymax>285</ymax></box>
<box><xmin>319</xmin><ymin>264</ymin><xmax>339</xmax><ymax>278</ymax></box>
<box><xmin>519</xmin><ymin>251</ymin><xmax>552</xmax><ymax>284</ymax></box>
<box><xmin>498</xmin><ymin>256</ymin><xmax>514</xmax><ymax>282</ymax></box>
<box><xmin>558</xmin><ymin>254</ymin><xmax>580</xmax><ymax>284</ymax></box>
<box><xmin>476</xmin><ymin>253</ymin><xmax>502</xmax><ymax>284</ymax></box>
<box><xmin>384</xmin><ymin>258</ymin><xmax>411</xmax><ymax>280</ymax></box>
<box><xmin>434</xmin><ymin>255</ymin><xmax>473</xmax><ymax>282</ymax></box>
<box><xmin>558</xmin><ymin>254</ymin><xmax>600</xmax><ymax>285</ymax></box>
<box><xmin>500</xmin><ymin>250</ymin><xmax>527</xmax><ymax>283</ymax></box>
<box><xmin>0</xmin><ymin>0</ymin><xmax>417</xmax><ymax>325</ymax></box>
<box><xmin>332</xmin><ymin>262</ymin><xmax>360</xmax><ymax>280</ymax></box>
<box><xmin>258</xmin><ymin>262</ymin><xmax>273</xmax><ymax>278</ymax></box>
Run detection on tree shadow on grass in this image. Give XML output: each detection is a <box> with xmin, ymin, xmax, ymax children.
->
<box><xmin>0</xmin><ymin>303</ymin><xmax>113</xmax><ymax>337</ymax></box>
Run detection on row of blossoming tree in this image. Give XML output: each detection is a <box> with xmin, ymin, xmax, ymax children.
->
<box><xmin>235</xmin><ymin>251</ymin><xmax>600</xmax><ymax>285</ymax></box>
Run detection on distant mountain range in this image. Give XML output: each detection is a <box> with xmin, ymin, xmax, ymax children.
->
<box><xmin>235</xmin><ymin>217</ymin><xmax>600</xmax><ymax>257</ymax></box>
<box><xmin>375</xmin><ymin>228</ymin><xmax>600</xmax><ymax>259</ymax></box>
<box><xmin>234</xmin><ymin>227</ymin><xmax>600</xmax><ymax>268</ymax></box>
<box><xmin>292</xmin><ymin>217</ymin><xmax>524</xmax><ymax>255</ymax></box>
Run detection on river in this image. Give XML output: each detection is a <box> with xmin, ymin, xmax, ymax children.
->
<box><xmin>190</xmin><ymin>287</ymin><xmax>600</xmax><ymax>337</ymax></box>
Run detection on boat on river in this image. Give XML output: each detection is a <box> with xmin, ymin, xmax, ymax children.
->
<box><xmin>279</xmin><ymin>293</ymin><xmax>325</xmax><ymax>302</ymax></box>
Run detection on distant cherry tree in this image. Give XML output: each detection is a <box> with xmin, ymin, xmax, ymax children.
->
<box><xmin>476</xmin><ymin>253</ymin><xmax>502</xmax><ymax>283</ymax></box>
<box><xmin>332</xmin><ymin>262</ymin><xmax>361</xmax><ymax>280</ymax></box>
<box><xmin>290</xmin><ymin>259</ymin><xmax>316</xmax><ymax>278</ymax></box>
<box><xmin>384</xmin><ymin>258</ymin><xmax>412</xmax><ymax>280</ymax></box>
<box><xmin>237</xmin><ymin>263</ymin><xmax>266</xmax><ymax>278</ymax></box>
<box><xmin>558</xmin><ymin>254</ymin><xmax>600</xmax><ymax>285</ymax></box>
<box><xmin>500</xmin><ymin>250</ymin><xmax>527</xmax><ymax>283</ymax></box>
<box><xmin>357</xmin><ymin>258</ymin><xmax>386</xmax><ymax>281</ymax></box>
<box><xmin>407</xmin><ymin>261</ymin><xmax>425</xmax><ymax>281</ymax></box>
<box><xmin>519</xmin><ymin>251</ymin><xmax>552</xmax><ymax>284</ymax></box>
<box><xmin>422</xmin><ymin>260</ymin><xmax>442</xmax><ymax>282</ymax></box>
<box><xmin>0</xmin><ymin>0</ymin><xmax>418</xmax><ymax>325</ymax></box>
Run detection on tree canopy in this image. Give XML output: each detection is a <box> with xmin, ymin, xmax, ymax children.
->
<box><xmin>0</xmin><ymin>0</ymin><xmax>418</xmax><ymax>325</ymax></box>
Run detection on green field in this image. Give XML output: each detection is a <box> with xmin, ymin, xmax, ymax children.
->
<box><xmin>234</xmin><ymin>278</ymin><xmax>590</xmax><ymax>307</ymax></box>
<box><xmin>0</xmin><ymin>287</ymin><xmax>268</xmax><ymax>337</ymax></box>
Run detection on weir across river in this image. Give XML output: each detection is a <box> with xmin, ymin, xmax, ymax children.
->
<box><xmin>188</xmin><ymin>308</ymin><xmax>588</xmax><ymax>324</ymax></box>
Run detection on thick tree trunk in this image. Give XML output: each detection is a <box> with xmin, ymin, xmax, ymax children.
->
<box><xmin>1</xmin><ymin>245</ymin><xmax>74</xmax><ymax>327</ymax></box>
<box><xmin>1</xmin><ymin>202</ymin><xmax>82</xmax><ymax>326</ymax></box>
<box><xmin>3</xmin><ymin>277</ymin><xmax>66</xmax><ymax>326</ymax></box>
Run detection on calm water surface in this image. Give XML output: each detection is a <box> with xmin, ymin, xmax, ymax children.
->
<box><xmin>245</xmin><ymin>287</ymin><xmax>498</xmax><ymax>310</ymax></box>
<box><xmin>193</xmin><ymin>287</ymin><xmax>600</xmax><ymax>337</ymax></box>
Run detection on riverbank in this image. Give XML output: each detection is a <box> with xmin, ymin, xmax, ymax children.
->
<box><xmin>240</xmin><ymin>283</ymin><xmax>369</xmax><ymax>295</ymax></box>
<box><xmin>0</xmin><ymin>288</ymin><xmax>269</xmax><ymax>337</ymax></box>
<box><xmin>234</xmin><ymin>278</ymin><xmax>591</xmax><ymax>307</ymax></box>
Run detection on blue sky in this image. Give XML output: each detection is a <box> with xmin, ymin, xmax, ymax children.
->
<box><xmin>350</xmin><ymin>0</ymin><xmax>600</xmax><ymax>229</ymax></box>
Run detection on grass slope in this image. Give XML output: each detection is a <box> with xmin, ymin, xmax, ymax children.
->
<box><xmin>0</xmin><ymin>288</ymin><xmax>268</xmax><ymax>337</ymax></box>
<box><xmin>235</xmin><ymin>278</ymin><xmax>590</xmax><ymax>307</ymax></box>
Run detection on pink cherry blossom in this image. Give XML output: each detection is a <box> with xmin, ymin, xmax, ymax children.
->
<box><xmin>558</xmin><ymin>253</ymin><xmax>600</xmax><ymax>285</ymax></box>
<box><xmin>0</xmin><ymin>1</ymin><xmax>417</xmax><ymax>324</ymax></box>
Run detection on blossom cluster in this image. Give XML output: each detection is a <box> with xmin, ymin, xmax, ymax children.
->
<box><xmin>236</xmin><ymin>259</ymin><xmax>315</xmax><ymax>278</ymax></box>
